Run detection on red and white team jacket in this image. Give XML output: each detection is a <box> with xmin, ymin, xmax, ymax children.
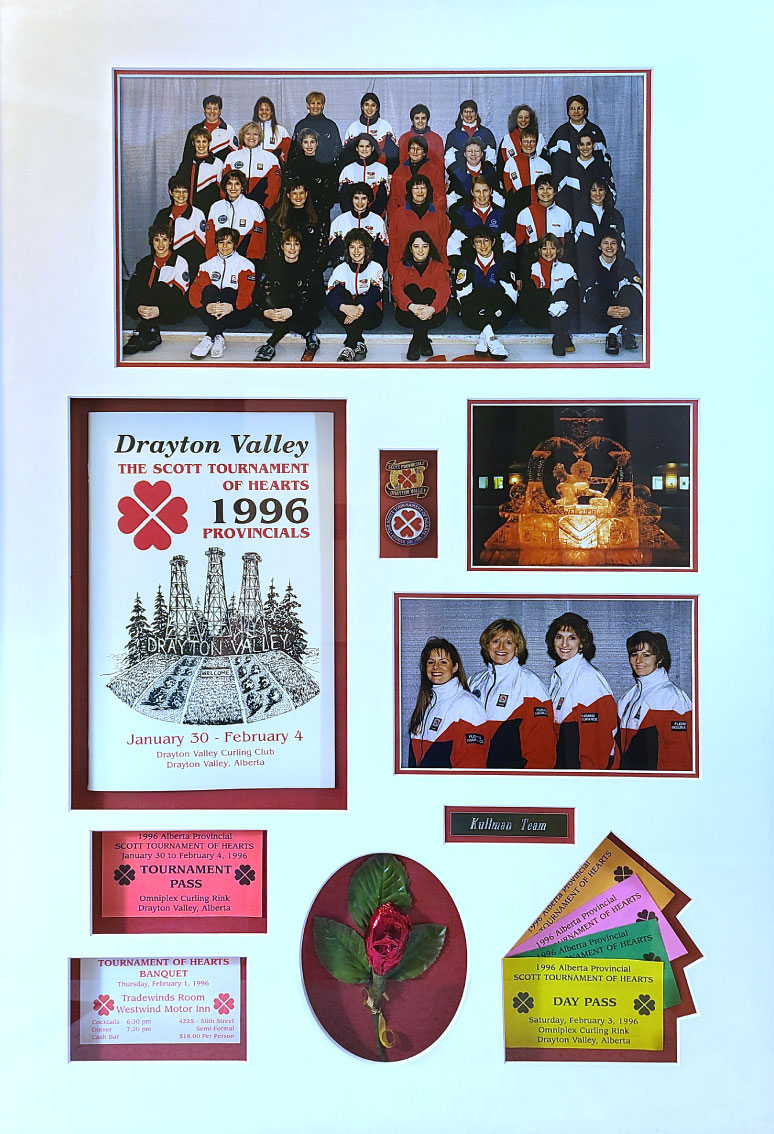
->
<box><xmin>326</xmin><ymin>260</ymin><xmax>384</xmax><ymax>304</ymax></box>
<box><xmin>147</xmin><ymin>253</ymin><xmax>190</xmax><ymax>293</ymax></box>
<box><xmin>222</xmin><ymin>146</ymin><xmax>282</xmax><ymax>210</ymax></box>
<box><xmin>468</xmin><ymin>658</ymin><xmax>555</xmax><ymax>769</ymax></box>
<box><xmin>617</xmin><ymin>668</ymin><xmax>693</xmax><ymax>772</ymax></box>
<box><xmin>549</xmin><ymin>654</ymin><xmax>617</xmax><ymax>770</ymax></box>
<box><xmin>201</xmin><ymin>118</ymin><xmax>238</xmax><ymax>159</ymax></box>
<box><xmin>502</xmin><ymin>153</ymin><xmax>551</xmax><ymax>197</ymax></box>
<box><xmin>499</xmin><ymin>128</ymin><xmax>548</xmax><ymax>164</ymax></box>
<box><xmin>125</xmin><ymin>252</ymin><xmax>191</xmax><ymax>319</ymax></box>
<box><xmin>189</xmin><ymin>250</ymin><xmax>255</xmax><ymax>310</ymax></box>
<box><xmin>205</xmin><ymin>196</ymin><xmax>266</xmax><ymax>260</ymax></box>
<box><xmin>530</xmin><ymin>258</ymin><xmax>577</xmax><ymax>294</ymax></box>
<box><xmin>259</xmin><ymin>122</ymin><xmax>291</xmax><ymax>162</ymax></box>
<box><xmin>344</xmin><ymin>116</ymin><xmax>397</xmax><ymax>154</ymax></box>
<box><xmin>409</xmin><ymin>677</ymin><xmax>488</xmax><ymax>769</ymax></box>
<box><xmin>155</xmin><ymin>203</ymin><xmax>206</xmax><ymax>255</ymax></box>
<box><xmin>328</xmin><ymin>209</ymin><xmax>388</xmax><ymax>249</ymax></box>
<box><xmin>338</xmin><ymin>159</ymin><xmax>390</xmax><ymax>193</ymax></box>
<box><xmin>178</xmin><ymin>154</ymin><xmax>224</xmax><ymax>207</ymax></box>
<box><xmin>515</xmin><ymin>201</ymin><xmax>573</xmax><ymax>246</ymax></box>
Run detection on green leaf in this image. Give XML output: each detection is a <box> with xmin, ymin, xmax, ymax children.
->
<box><xmin>313</xmin><ymin>918</ymin><xmax>370</xmax><ymax>983</ymax></box>
<box><xmin>389</xmin><ymin>924</ymin><xmax>447</xmax><ymax>981</ymax></box>
<box><xmin>347</xmin><ymin>854</ymin><xmax>412</xmax><ymax>932</ymax></box>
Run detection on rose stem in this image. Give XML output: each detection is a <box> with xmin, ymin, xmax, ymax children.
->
<box><xmin>371</xmin><ymin>1009</ymin><xmax>387</xmax><ymax>1061</ymax></box>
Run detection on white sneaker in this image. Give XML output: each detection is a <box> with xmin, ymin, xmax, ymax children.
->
<box><xmin>488</xmin><ymin>337</ymin><xmax>508</xmax><ymax>359</ymax></box>
<box><xmin>474</xmin><ymin>331</ymin><xmax>489</xmax><ymax>356</ymax></box>
<box><xmin>190</xmin><ymin>334</ymin><xmax>213</xmax><ymax>359</ymax></box>
<box><xmin>210</xmin><ymin>333</ymin><xmax>226</xmax><ymax>358</ymax></box>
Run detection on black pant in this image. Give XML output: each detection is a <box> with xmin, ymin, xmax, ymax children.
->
<box><xmin>261</xmin><ymin>305</ymin><xmax>320</xmax><ymax>344</ymax></box>
<box><xmin>197</xmin><ymin>286</ymin><xmax>253</xmax><ymax>333</ymax></box>
<box><xmin>394</xmin><ymin>306</ymin><xmax>447</xmax><ymax>336</ymax></box>
<box><xmin>129</xmin><ymin>282</ymin><xmax>186</xmax><ymax>335</ymax></box>
<box><xmin>584</xmin><ymin>283</ymin><xmax>643</xmax><ymax>334</ymax></box>
<box><xmin>394</xmin><ymin>283</ymin><xmax>447</xmax><ymax>337</ymax></box>
<box><xmin>518</xmin><ymin>285</ymin><xmax>572</xmax><ymax>335</ymax></box>
<box><xmin>459</xmin><ymin>287</ymin><xmax>515</xmax><ymax>332</ymax></box>
<box><xmin>331</xmin><ymin>303</ymin><xmax>383</xmax><ymax>346</ymax></box>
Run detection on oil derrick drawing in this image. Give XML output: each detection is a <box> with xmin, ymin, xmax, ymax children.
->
<box><xmin>203</xmin><ymin>547</ymin><xmax>229</xmax><ymax>637</ymax></box>
<box><xmin>234</xmin><ymin>552</ymin><xmax>266</xmax><ymax>647</ymax></box>
<box><xmin>165</xmin><ymin>554</ymin><xmax>201</xmax><ymax>642</ymax></box>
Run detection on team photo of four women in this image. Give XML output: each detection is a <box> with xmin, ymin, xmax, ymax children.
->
<box><xmin>407</xmin><ymin>614</ymin><xmax>692</xmax><ymax>773</ymax></box>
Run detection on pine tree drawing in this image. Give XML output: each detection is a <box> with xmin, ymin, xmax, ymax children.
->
<box><xmin>277</xmin><ymin>580</ymin><xmax>307</xmax><ymax>661</ymax></box>
<box><xmin>126</xmin><ymin>593</ymin><xmax>150</xmax><ymax>665</ymax></box>
<box><xmin>263</xmin><ymin>578</ymin><xmax>279</xmax><ymax>645</ymax></box>
<box><xmin>152</xmin><ymin>585</ymin><xmax>169</xmax><ymax>642</ymax></box>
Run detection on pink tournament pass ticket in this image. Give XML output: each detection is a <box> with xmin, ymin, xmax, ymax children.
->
<box><xmin>100</xmin><ymin>831</ymin><xmax>264</xmax><ymax>919</ymax></box>
<box><xmin>509</xmin><ymin>874</ymin><xmax>686</xmax><ymax>961</ymax></box>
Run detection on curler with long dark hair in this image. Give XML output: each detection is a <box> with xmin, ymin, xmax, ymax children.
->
<box><xmin>274</xmin><ymin>179</ymin><xmax>319</xmax><ymax>229</ymax></box>
<box><xmin>408</xmin><ymin>637</ymin><xmax>467</xmax><ymax>735</ymax></box>
<box><xmin>402</xmin><ymin>229</ymin><xmax>442</xmax><ymax>265</ymax></box>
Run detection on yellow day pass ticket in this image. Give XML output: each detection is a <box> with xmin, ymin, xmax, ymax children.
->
<box><xmin>504</xmin><ymin>956</ymin><xmax>663</xmax><ymax>1051</ymax></box>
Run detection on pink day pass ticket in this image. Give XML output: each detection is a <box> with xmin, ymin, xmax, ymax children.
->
<box><xmin>509</xmin><ymin>874</ymin><xmax>686</xmax><ymax>961</ymax></box>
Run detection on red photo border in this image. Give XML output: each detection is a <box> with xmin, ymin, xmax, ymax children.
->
<box><xmin>91</xmin><ymin>830</ymin><xmax>268</xmax><ymax>934</ymax></box>
<box><xmin>444</xmin><ymin>805</ymin><xmax>575</xmax><ymax>844</ymax></box>
<box><xmin>69</xmin><ymin>956</ymin><xmax>247</xmax><ymax>1062</ymax></box>
<box><xmin>113</xmin><ymin>68</ymin><xmax>651</xmax><ymax>370</ymax></box>
<box><xmin>467</xmin><ymin>399</ymin><xmax>698</xmax><ymax>573</ymax></box>
<box><xmin>394</xmin><ymin>592</ymin><xmax>699</xmax><ymax>778</ymax></box>
<box><xmin>70</xmin><ymin>397</ymin><xmax>347</xmax><ymax>810</ymax></box>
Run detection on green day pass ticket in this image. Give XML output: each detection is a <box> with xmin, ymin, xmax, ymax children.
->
<box><xmin>503</xmin><ymin>957</ymin><xmax>664</xmax><ymax>1051</ymax></box>
<box><xmin>518</xmin><ymin>920</ymin><xmax>679</xmax><ymax>1008</ymax></box>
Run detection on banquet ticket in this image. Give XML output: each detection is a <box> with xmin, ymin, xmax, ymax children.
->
<box><xmin>503</xmin><ymin>957</ymin><xmax>664</xmax><ymax>1051</ymax></box>
<box><xmin>78</xmin><ymin>956</ymin><xmax>241</xmax><ymax>1045</ymax></box>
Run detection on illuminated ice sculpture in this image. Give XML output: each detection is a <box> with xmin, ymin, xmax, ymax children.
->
<box><xmin>479</xmin><ymin>434</ymin><xmax>679</xmax><ymax>566</ymax></box>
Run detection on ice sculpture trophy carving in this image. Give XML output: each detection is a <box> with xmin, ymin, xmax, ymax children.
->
<box><xmin>480</xmin><ymin>433</ymin><xmax>678</xmax><ymax>567</ymax></box>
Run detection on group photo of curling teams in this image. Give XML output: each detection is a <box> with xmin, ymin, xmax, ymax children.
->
<box><xmin>117</xmin><ymin>71</ymin><xmax>646</xmax><ymax>364</ymax></box>
<box><xmin>397</xmin><ymin>597</ymin><xmax>695</xmax><ymax>774</ymax></box>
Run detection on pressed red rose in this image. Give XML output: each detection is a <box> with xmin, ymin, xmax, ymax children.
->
<box><xmin>365</xmin><ymin>902</ymin><xmax>411</xmax><ymax>975</ymax></box>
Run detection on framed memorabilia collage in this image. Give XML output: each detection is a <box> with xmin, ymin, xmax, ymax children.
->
<box><xmin>1</xmin><ymin>8</ymin><xmax>772</xmax><ymax>1134</ymax></box>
